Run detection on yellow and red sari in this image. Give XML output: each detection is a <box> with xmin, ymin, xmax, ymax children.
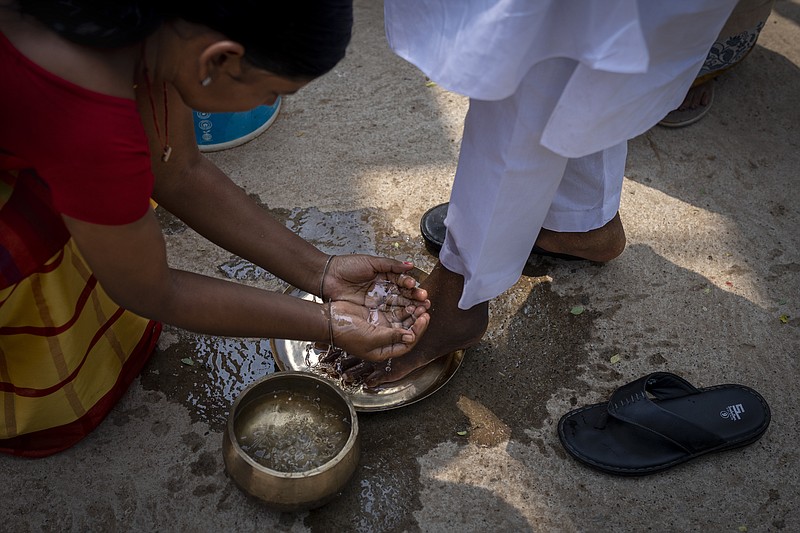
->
<box><xmin>0</xmin><ymin>162</ymin><xmax>160</xmax><ymax>458</ymax></box>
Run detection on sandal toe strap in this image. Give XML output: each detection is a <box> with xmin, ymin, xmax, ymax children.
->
<box><xmin>607</xmin><ymin>372</ymin><xmax>726</xmax><ymax>453</ymax></box>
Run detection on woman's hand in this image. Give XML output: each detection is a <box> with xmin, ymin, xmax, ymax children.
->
<box><xmin>326</xmin><ymin>299</ymin><xmax>429</xmax><ymax>362</ymax></box>
<box><xmin>321</xmin><ymin>255</ymin><xmax>430</xmax><ymax>314</ymax></box>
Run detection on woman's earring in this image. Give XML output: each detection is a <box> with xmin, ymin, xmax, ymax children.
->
<box><xmin>201</xmin><ymin>77</ymin><xmax>212</xmax><ymax>87</ymax></box>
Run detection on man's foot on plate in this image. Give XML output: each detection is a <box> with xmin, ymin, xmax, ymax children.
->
<box><xmin>344</xmin><ymin>261</ymin><xmax>488</xmax><ymax>387</ymax></box>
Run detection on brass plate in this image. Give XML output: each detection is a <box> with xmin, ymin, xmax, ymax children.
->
<box><xmin>270</xmin><ymin>287</ymin><xmax>464</xmax><ymax>412</ymax></box>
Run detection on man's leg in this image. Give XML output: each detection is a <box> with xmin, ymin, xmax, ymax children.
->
<box><xmin>353</xmin><ymin>59</ymin><xmax>578</xmax><ymax>386</ymax></box>
<box><xmin>534</xmin><ymin>213</ymin><xmax>626</xmax><ymax>263</ymax></box>
<box><xmin>356</xmin><ymin>103</ymin><xmax>630</xmax><ymax>387</ymax></box>
<box><xmin>534</xmin><ymin>142</ymin><xmax>628</xmax><ymax>262</ymax></box>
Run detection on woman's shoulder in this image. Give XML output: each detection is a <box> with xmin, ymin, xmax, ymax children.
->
<box><xmin>1</xmin><ymin>9</ymin><xmax>139</xmax><ymax>100</ymax></box>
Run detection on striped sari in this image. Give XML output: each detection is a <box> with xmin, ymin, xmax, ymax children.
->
<box><xmin>0</xmin><ymin>160</ymin><xmax>160</xmax><ymax>458</ymax></box>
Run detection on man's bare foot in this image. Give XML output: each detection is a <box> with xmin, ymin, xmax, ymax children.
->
<box><xmin>534</xmin><ymin>212</ymin><xmax>626</xmax><ymax>262</ymax></box>
<box><xmin>344</xmin><ymin>261</ymin><xmax>488</xmax><ymax>387</ymax></box>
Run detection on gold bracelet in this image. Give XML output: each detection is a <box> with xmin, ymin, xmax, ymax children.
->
<box><xmin>319</xmin><ymin>254</ymin><xmax>335</xmax><ymax>301</ymax></box>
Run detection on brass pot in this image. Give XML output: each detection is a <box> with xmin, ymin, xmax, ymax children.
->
<box><xmin>223</xmin><ymin>371</ymin><xmax>360</xmax><ymax>512</ymax></box>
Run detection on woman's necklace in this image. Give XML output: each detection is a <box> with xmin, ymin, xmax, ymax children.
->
<box><xmin>139</xmin><ymin>44</ymin><xmax>172</xmax><ymax>162</ymax></box>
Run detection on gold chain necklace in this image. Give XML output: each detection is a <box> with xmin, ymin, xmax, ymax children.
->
<box><xmin>139</xmin><ymin>43</ymin><xmax>172</xmax><ymax>162</ymax></box>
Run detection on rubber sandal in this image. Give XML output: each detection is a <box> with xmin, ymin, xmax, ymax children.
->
<box><xmin>658</xmin><ymin>82</ymin><xmax>715</xmax><ymax>128</ymax></box>
<box><xmin>420</xmin><ymin>202</ymin><xmax>448</xmax><ymax>255</ymax></box>
<box><xmin>529</xmin><ymin>245</ymin><xmax>585</xmax><ymax>262</ymax></box>
<box><xmin>557</xmin><ymin>372</ymin><xmax>771</xmax><ymax>476</ymax></box>
<box><xmin>420</xmin><ymin>202</ymin><xmax>586</xmax><ymax>261</ymax></box>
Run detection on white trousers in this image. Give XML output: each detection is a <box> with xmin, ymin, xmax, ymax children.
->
<box><xmin>385</xmin><ymin>1</ymin><xmax>737</xmax><ymax>309</ymax></box>
<box><xmin>439</xmin><ymin>58</ymin><xmax>627</xmax><ymax>309</ymax></box>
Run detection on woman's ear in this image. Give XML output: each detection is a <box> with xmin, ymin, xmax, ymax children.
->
<box><xmin>198</xmin><ymin>40</ymin><xmax>246</xmax><ymax>84</ymax></box>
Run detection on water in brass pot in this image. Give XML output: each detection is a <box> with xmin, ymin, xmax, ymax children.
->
<box><xmin>236</xmin><ymin>389</ymin><xmax>351</xmax><ymax>473</ymax></box>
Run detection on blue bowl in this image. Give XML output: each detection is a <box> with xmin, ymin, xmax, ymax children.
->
<box><xmin>194</xmin><ymin>97</ymin><xmax>281</xmax><ymax>152</ymax></box>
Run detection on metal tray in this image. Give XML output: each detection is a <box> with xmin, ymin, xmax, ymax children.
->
<box><xmin>270</xmin><ymin>286</ymin><xmax>464</xmax><ymax>412</ymax></box>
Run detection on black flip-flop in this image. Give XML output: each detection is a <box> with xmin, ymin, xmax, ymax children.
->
<box><xmin>558</xmin><ymin>372</ymin><xmax>771</xmax><ymax>476</ymax></box>
<box><xmin>420</xmin><ymin>202</ymin><xmax>585</xmax><ymax>261</ymax></box>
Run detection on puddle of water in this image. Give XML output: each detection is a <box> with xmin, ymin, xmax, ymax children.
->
<box><xmin>190</xmin><ymin>336</ymin><xmax>276</xmax><ymax>422</ymax></box>
<box><xmin>278</xmin><ymin>206</ymin><xmax>430</xmax><ymax>268</ymax></box>
<box><xmin>285</xmin><ymin>207</ymin><xmax>378</xmax><ymax>255</ymax></box>
<box><xmin>353</xmin><ymin>472</ymin><xmax>406</xmax><ymax>532</ymax></box>
<box><xmin>218</xmin><ymin>257</ymin><xmax>276</xmax><ymax>282</ymax></box>
<box><xmin>307</xmin><ymin>457</ymin><xmax>420</xmax><ymax>533</ymax></box>
<box><xmin>142</xmin><ymin>331</ymin><xmax>276</xmax><ymax>430</ymax></box>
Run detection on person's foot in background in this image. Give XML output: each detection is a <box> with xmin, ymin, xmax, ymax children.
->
<box><xmin>658</xmin><ymin>80</ymin><xmax>715</xmax><ymax>128</ymax></box>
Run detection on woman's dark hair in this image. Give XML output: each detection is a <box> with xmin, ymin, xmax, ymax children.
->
<box><xmin>17</xmin><ymin>0</ymin><xmax>353</xmax><ymax>79</ymax></box>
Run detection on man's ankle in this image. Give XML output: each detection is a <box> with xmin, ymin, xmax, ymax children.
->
<box><xmin>535</xmin><ymin>214</ymin><xmax>626</xmax><ymax>262</ymax></box>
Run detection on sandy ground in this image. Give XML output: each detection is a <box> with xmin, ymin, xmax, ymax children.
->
<box><xmin>3</xmin><ymin>1</ymin><xmax>799</xmax><ymax>532</ymax></box>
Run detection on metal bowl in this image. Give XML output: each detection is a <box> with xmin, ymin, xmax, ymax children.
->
<box><xmin>223</xmin><ymin>371</ymin><xmax>360</xmax><ymax>511</ymax></box>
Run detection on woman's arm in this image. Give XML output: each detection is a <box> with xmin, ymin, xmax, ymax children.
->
<box><xmin>63</xmin><ymin>211</ymin><xmax>330</xmax><ymax>340</ymax></box>
<box><xmin>63</xmin><ymin>210</ymin><xmax>425</xmax><ymax>359</ymax></box>
<box><xmin>147</xmin><ymin>85</ymin><xmax>428</xmax><ymax>311</ymax></box>
<box><xmin>147</xmin><ymin>86</ymin><xmax>332</xmax><ymax>297</ymax></box>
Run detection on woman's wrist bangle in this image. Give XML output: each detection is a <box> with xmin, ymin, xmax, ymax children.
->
<box><xmin>326</xmin><ymin>300</ymin><xmax>335</xmax><ymax>349</ymax></box>
<box><xmin>319</xmin><ymin>254</ymin><xmax>335</xmax><ymax>301</ymax></box>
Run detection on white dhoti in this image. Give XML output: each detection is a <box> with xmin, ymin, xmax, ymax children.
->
<box><xmin>385</xmin><ymin>0</ymin><xmax>737</xmax><ymax>309</ymax></box>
